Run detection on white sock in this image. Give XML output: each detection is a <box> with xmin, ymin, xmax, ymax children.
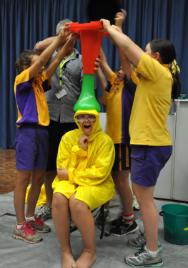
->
<box><xmin>145</xmin><ymin>246</ymin><xmax>159</xmax><ymax>257</ymax></box>
<box><xmin>16</xmin><ymin>223</ymin><xmax>25</xmax><ymax>229</ymax></box>
<box><xmin>25</xmin><ymin>216</ymin><xmax>35</xmax><ymax>222</ymax></box>
<box><xmin>122</xmin><ymin>213</ymin><xmax>134</xmax><ymax>225</ymax></box>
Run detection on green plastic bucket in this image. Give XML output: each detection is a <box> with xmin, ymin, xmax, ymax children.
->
<box><xmin>161</xmin><ymin>204</ymin><xmax>188</xmax><ymax>245</ymax></box>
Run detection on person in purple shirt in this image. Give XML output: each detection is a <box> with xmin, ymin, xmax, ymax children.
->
<box><xmin>13</xmin><ymin>29</ymin><xmax>76</xmax><ymax>244</ymax></box>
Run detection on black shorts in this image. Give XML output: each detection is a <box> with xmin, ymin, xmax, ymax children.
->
<box><xmin>47</xmin><ymin>120</ymin><xmax>77</xmax><ymax>171</ymax></box>
<box><xmin>112</xmin><ymin>144</ymin><xmax>131</xmax><ymax>171</ymax></box>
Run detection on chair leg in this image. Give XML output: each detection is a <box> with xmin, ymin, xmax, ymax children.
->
<box><xmin>99</xmin><ymin>204</ymin><xmax>109</xmax><ymax>239</ymax></box>
<box><xmin>99</xmin><ymin>205</ymin><xmax>105</xmax><ymax>239</ymax></box>
<box><xmin>70</xmin><ymin>204</ymin><xmax>109</xmax><ymax>239</ymax></box>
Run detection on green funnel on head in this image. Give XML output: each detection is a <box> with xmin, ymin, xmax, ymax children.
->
<box><xmin>74</xmin><ymin>74</ymin><xmax>100</xmax><ymax>112</ymax></box>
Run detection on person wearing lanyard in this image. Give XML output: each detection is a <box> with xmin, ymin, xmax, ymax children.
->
<box><xmin>34</xmin><ymin>19</ymin><xmax>82</xmax><ymax>220</ymax></box>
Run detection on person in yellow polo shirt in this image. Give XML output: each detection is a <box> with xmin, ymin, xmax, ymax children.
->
<box><xmin>101</xmin><ymin>19</ymin><xmax>181</xmax><ymax>267</ymax></box>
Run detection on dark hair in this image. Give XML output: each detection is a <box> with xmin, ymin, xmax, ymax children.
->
<box><xmin>15</xmin><ymin>49</ymin><xmax>39</xmax><ymax>73</ymax></box>
<box><xmin>150</xmin><ymin>39</ymin><xmax>181</xmax><ymax>99</ymax></box>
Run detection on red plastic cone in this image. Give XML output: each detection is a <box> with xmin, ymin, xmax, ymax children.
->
<box><xmin>69</xmin><ymin>21</ymin><xmax>107</xmax><ymax>74</ymax></box>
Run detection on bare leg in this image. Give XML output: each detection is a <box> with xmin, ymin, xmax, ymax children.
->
<box><xmin>26</xmin><ymin>170</ymin><xmax>45</xmax><ymax>217</ymax></box>
<box><xmin>52</xmin><ymin>193</ymin><xmax>76</xmax><ymax>268</ymax></box>
<box><xmin>113</xmin><ymin>170</ymin><xmax>133</xmax><ymax>216</ymax></box>
<box><xmin>132</xmin><ymin>183</ymin><xmax>158</xmax><ymax>251</ymax></box>
<box><xmin>14</xmin><ymin>170</ymin><xmax>31</xmax><ymax>224</ymax></box>
<box><xmin>45</xmin><ymin>170</ymin><xmax>56</xmax><ymax>208</ymax></box>
<box><xmin>69</xmin><ymin>196</ymin><xmax>96</xmax><ymax>268</ymax></box>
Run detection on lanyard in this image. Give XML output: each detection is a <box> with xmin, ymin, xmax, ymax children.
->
<box><xmin>59</xmin><ymin>50</ymin><xmax>76</xmax><ymax>86</ymax></box>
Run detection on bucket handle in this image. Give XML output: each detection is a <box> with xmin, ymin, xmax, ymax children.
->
<box><xmin>159</xmin><ymin>211</ymin><xmax>188</xmax><ymax>231</ymax></box>
<box><xmin>159</xmin><ymin>211</ymin><xmax>164</xmax><ymax>216</ymax></box>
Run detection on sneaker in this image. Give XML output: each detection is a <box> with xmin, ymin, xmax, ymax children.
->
<box><xmin>124</xmin><ymin>247</ymin><xmax>163</xmax><ymax>267</ymax></box>
<box><xmin>109</xmin><ymin>215</ymin><xmax>123</xmax><ymax>227</ymax></box>
<box><xmin>70</xmin><ymin>223</ymin><xmax>77</xmax><ymax>233</ymax></box>
<box><xmin>36</xmin><ymin>205</ymin><xmax>52</xmax><ymax>221</ymax></box>
<box><xmin>128</xmin><ymin>232</ymin><xmax>146</xmax><ymax>248</ymax></box>
<box><xmin>133</xmin><ymin>198</ymin><xmax>140</xmax><ymax>211</ymax></box>
<box><xmin>28</xmin><ymin>216</ymin><xmax>51</xmax><ymax>233</ymax></box>
<box><xmin>13</xmin><ymin>222</ymin><xmax>42</xmax><ymax>244</ymax></box>
<box><xmin>128</xmin><ymin>232</ymin><xmax>162</xmax><ymax>252</ymax></box>
<box><xmin>110</xmin><ymin>220</ymin><xmax>139</xmax><ymax>236</ymax></box>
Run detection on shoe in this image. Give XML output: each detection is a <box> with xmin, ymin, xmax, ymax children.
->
<box><xmin>128</xmin><ymin>232</ymin><xmax>146</xmax><ymax>248</ymax></box>
<box><xmin>133</xmin><ymin>198</ymin><xmax>140</xmax><ymax>211</ymax></box>
<box><xmin>28</xmin><ymin>216</ymin><xmax>51</xmax><ymax>233</ymax></box>
<box><xmin>133</xmin><ymin>206</ymin><xmax>140</xmax><ymax>211</ymax></box>
<box><xmin>124</xmin><ymin>247</ymin><xmax>163</xmax><ymax>267</ymax></box>
<box><xmin>109</xmin><ymin>215</ymin><xmax>123</xmax><ymax>227</ymax></box>
<box><xmin>110</xmin><ymin>220</ymin><xmax>139</xmax><ymax>236</ymax></box>
<box><xmin>70</xmin><ymin>223</ymin><xmax>77</xmax><ymax>233</ymax></box>
<box><xmin>13</xmin><ymin>222</ymin><xmax>43</xmax><ymax>244</ymax></box>
<box><xmin>36</xmin><ymin>205</ymin><xmax>52</xmax><ymax>221</ymax></box>
<box><xmin>128</xmin><ymin>232</ymin><xmax>162</xmax><ymax>252</ymax></box>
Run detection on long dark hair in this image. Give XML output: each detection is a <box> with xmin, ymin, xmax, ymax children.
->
<box><xmin>150</xmin><ymin>39</ymin><xmax>181</xmax><ymax>99</ymax></box>
<box><xmin>15</xmin><ymin>49</ymin><xmax>39</xmax><ymax>74</ymax></box>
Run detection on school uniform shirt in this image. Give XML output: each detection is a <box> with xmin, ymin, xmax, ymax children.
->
<box><xmin>52</xmin><ymin>109</ymin><xmax>115</xmax><ymax>210</ymax></box>
<box><xmin>14</xmin><ymin>69</ymin><xmax>50</xmax><ymax>126</ymax></box>
<box><xmin>129</xmin><ymin>53</ymin><xmax>172</xmax><ymax>146</ymax></box>
<box><xmin>104</xmin><ymin>72</ymin><xmax>135</xmax><ymax>144</ymax></box>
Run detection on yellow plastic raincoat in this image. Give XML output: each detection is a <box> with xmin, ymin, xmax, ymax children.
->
<box><xmin>52</xmin><ymin>109</ymin><xmax>115</xmax><ymax>210</ymax></box>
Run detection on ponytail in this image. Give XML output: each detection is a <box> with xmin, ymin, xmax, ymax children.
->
<box><xmin>169</xmin><ymin>60</ymin><xmax>181</xmax><ymax>100</ymax></box>
<box><xmin>150</xmin><ymin>39</ymin><xmax>181</xmax><ymax>100</ymax></box>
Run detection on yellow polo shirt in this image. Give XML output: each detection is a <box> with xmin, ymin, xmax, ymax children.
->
<box><xmin>14</xmin><ymin>69</ymin><xmax>49</xmax><ymax>126</ymax></box>
<box><xmin>105</xmin><ymin>72</ymin><xmax>124</xmax><ymax>143</ymax></box>
<box><xmin>130</xmin><ymin>53</ymin><xmax>172</xmax><ymax>146</ymax></box>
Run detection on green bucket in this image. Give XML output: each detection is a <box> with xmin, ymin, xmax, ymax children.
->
<box><xmin>161</xmin><ymin>204</ymin><xmax>188</xmax><ymax>245</ymax></box>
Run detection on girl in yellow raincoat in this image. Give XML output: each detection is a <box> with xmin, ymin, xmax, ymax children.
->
<box><xmin>52</xmin><ymin>109</ymin><xmax>115</xmax><ymax>268</ymax></box>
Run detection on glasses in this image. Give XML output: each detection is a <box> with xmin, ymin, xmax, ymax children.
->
<box><xmin>76</xmin><ymin>115</ymin><xmax>96</xmax><ymax>123</ymax></box>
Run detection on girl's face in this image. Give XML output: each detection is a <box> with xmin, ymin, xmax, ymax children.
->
<box><xmin>76</xmin><ymin>114</ymin><xmax>96</xmax><ymax>136</ymax></box>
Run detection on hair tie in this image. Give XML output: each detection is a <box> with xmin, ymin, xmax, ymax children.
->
<box><xmin>170</xmin><ymin>59</ymin><xmax>180</xmax><ymax>75</ymax></box>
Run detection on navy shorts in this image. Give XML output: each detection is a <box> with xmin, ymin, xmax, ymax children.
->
<box><xmin>47</xmin><ymin>120</ymin><xmax>77</xmax><ymax>171</ymax></box>
<box><xmin>15</xmin><ymin>125</ymin><xmax>48</xmax><ymax>171</ymax></box>
<box><xmin>131</xmin><ymin>145</ymin><xmax>172</xmax><ymax>187</ymax></box>
<box><xmin>112</xmin><ymin>144</ymin><xmax>131</xmax><ymax>171</ymax></box>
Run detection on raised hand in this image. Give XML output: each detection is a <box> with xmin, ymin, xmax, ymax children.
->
<box><xmin>61</xmin><ymin>33</ymin><xmax>77</xmax><ymax>56</ymax></box>
<box><xmin>114</xmin><ymin>9</ymin><xmax>127</xmax><ymax>30</ymax></box>
<box><xmin>57</xmin><ymin>168</ymin><xmax>69</xmax><ymax>180</ymax></box>
<box><xmin>100</xmin><ymin>19</ymin><xmax>111</xmax><ymax>31</ymax></box>
<box><xmin>79</xmin><ymin>135</ymin><xmax>89</xmax><ymax>151</ymax></box>
<box><xmin>57</xmin><ymin>23</ymin><xmax>72</xmax><ymax>45</ymax></box>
